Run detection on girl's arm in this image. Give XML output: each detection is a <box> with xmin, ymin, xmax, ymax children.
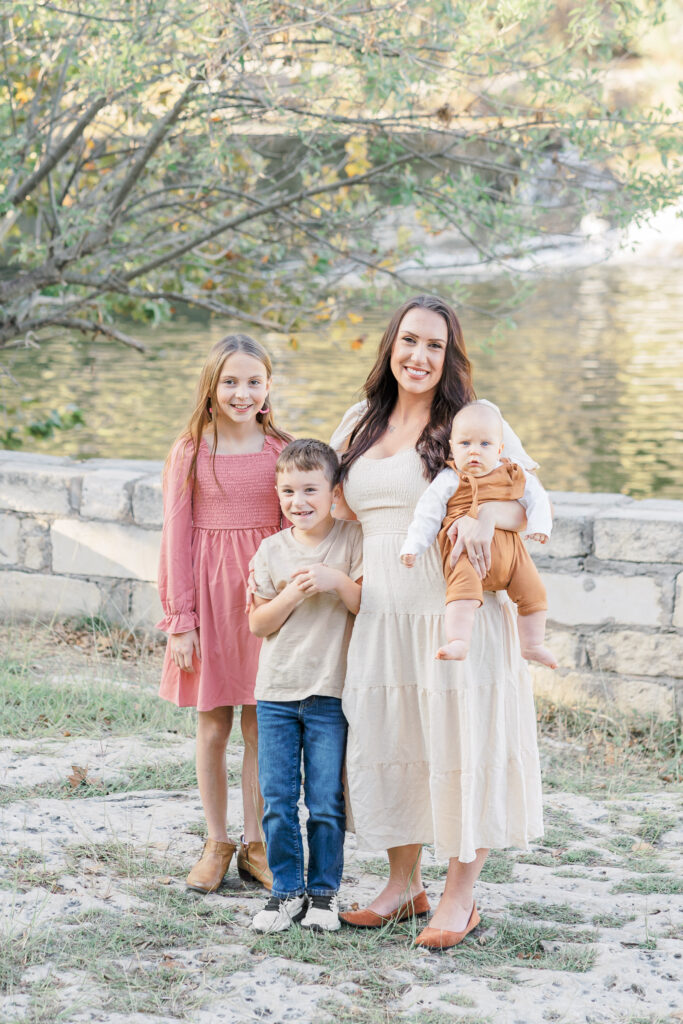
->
<box><xmin>157</xmin><ymin>443</ymin><xmax>201</xmax><ymax>668</ymax></box>
<box><xmin>248</xmin><ymin>582</ymin><xmax>306</xmax><ymax>638</ymax></box>
<box><xmin>291</xmin><ymin>565</ymin><xmax>362</xmax><ymax>615</ymax></box>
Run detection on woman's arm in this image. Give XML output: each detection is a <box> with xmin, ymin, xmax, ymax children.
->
<box><xmin>448</xmin><ymin>501</ymin><xmax>527</xmax><ymax>578</ymax></box>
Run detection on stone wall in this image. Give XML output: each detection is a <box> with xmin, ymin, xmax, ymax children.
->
<box><xmin>1</xmin><ymin>450</ymin><xmax>681</xmax><ymax>719</ymax></box>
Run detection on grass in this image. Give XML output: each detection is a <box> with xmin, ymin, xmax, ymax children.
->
<box><xmin>611</xmin><ymin>875</ymin><xmax>683</xmax><ymax>895</ymax></box>
<box><xmin>0</xmin><ymin>668</ymin><xmax>195</xmax><ymax>740</ymax></box>
<box><xmin>508</xmin><ymin>901</ymin><xmax>586</xmax><ymax>925</ymax></box>
<box><xmin>637</xmin><ymin>811</ymin><xmax>678</xmax><ymax>845</ymax></box>
<box><xmin>0</xmin><ymin>757</ymin><xmax>201</xmax><ymax>807</ymax></box>
<box><xmin>536</xmin><ymin>698</ymin><xmax>682</xmax><ymax>795</ymax></box>
<box><xmin>591</xmin><ymin>911</ymin><xmax>635</xmax><ymax>928</ymax></box>
<box><xmin>449</xmin><ymin>916</ymin><xmax>597</xmax><ymax>975</ymax></box>
<box><xmin>65</xmin><ymin>838</ymin><xmax>188</xmax><ymax>881</ymax></box>
<box><xmin>480</xmin><ymin>850</ymin><xmax>515</xmax><ymax>884</ymax></box>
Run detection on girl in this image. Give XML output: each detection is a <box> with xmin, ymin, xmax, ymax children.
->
<box><xmin>157</xmin><ymin>334</ymin><xmax>291</xmax><ymax>894</ymax></box>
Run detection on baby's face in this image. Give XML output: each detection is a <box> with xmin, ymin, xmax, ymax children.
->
<box><xmin>450</xmin><ymin>408</ymin><xmax>503</xmax><ymax>476</ymax></box>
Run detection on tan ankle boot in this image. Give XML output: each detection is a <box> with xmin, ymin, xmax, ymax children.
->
<box><xmin>236</xmin><ymin>837</ymin><xmax>273</xmax><ymax>890</ymax></box>
<box><xmin>186</xmin><ymin>838</ymin><xmax>237</xmax><ymax>893</ymax></box>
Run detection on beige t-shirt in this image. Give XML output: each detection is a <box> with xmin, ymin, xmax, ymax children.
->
<box><xmin>252</xmin><ymin>519</ymin><xmax>363</xmax><ymax>701</ymax></box>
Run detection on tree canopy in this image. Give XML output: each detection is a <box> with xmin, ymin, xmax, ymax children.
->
<box><xmin>1</xmin><ymin>0</ymin><xmax>680</xmax><ymax>350</ymax></box>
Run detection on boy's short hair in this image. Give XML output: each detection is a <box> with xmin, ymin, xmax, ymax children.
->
<box><xmin>275</xmin><ymin>438</ymin><xmax>340</xmax><ymax>486</ymax></box>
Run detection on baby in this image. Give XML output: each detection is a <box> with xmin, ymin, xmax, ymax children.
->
<box><xmin>400</xmin><ymin>401</ymin><xmax>556</xmax><ymax>667</ymax></box>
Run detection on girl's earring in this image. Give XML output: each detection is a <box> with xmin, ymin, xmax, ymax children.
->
<box><xmin>259</xmin><ymin>403</ymin><xmax>269</xmax><ymax>415</ymax></box>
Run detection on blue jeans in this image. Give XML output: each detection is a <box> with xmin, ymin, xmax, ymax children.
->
<box><xmin>257</xmin><ymin>697</ymin><xmax>347</xmax><ymax>899</ymax></box>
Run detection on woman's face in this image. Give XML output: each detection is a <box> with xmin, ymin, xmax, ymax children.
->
<box><xmin>389</xmin><ymin>307</ymin><xmax>448</xmax><ymax>397</ymax></box>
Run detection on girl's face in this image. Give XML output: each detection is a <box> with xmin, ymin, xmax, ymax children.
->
<box><xmin>389</xmin><ymin>307</ymin><xmax>448</xmax><ymax>397</ymax></box>
<box><xmin>214</xmin><ymin>352</ymin><xmax>270</xmax><ymax>426</ymax></box>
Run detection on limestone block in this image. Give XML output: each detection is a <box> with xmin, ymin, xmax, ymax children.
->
<box><xmin>98</xmin><ymin>580</ymin><xmax>133</xmax><ymax>625</ymax></box>
<box><xmin>20</xmin><ymin>517</ymin><xmax>51</xmax><ymax>571</ymax></box>
<box><xmin>548</xmin><ymin>491</ymin><xmax>632</xmax><ymax>508</ymax></box>
<box><xmin>539</xmin><ymin>504</ymin><xmax>597</xmax><ymax>559</ymax></box>
<box><xmin>0</xmin><ymin>460</ymin><xmax>84</xmax><ymax>515</ymax></box>
<box><xmin>130</xmin><ymin>581</ymin><xmax>164</xmax><ymax>628</ymax></box>
<box><xmin>0</xmin><ymin>570</ymin><xmax>101</xmax><ymax>619</ymax></box>
<box><xmin>544</xmin><ymin>627</ymin><xmax>580</xmax><ymax>669</ymax></box>
<box><xmin>132</xmin><ymin>473</ymin><xmax>163</xmax><ymax>527</ymax></box>
<box><xmin>51</xmin><ymin>520</ymin><xmax>161</xmax><ymax>581</ymax></box>
<box><xmin>80</xmin><ymin>468</ymin><xmax>145</xmax><ymax>520</ymax></box>
<box><xmin>674</xmin><ymin>572</ymin><xmax>683</xmax><ymax>630</ymax></box>
<box><xmin>0</xmin><ymin>513</ymin><xmax>21</xmax><ymax>565</ymax></box>
<box><xmin>594</xmin><ymin>505</ymin><xmax>683</xmax><ymax>563</ymax></box>
<box><xmin>543</xmin><ymin>571</ymin><xmax>663</xmax><ymax>627</ymax></box>
<box><xmin>531</xmin><ymin>667</ymin><xmax>675</xmax><ymax>719</ymax></box>
<box><xmin>586</xmin><ymin>630</ymin><xmax>683</xmax><ymax>679</ymax></box>
<box><xmin>84</xmin><ymin>458</ymin><xmax>162</xmax><ymax>473</ymax></box>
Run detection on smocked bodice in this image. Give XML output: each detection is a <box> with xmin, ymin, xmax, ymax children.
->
<box><xmin>344</xmin><ymin>450</ymin><xmax>430</xmax><ymax>537</ymax></box>
<box><xmin>192</xmin><ymin>437</ymin><xmax>283</xmax><ymax>530</ymax></box>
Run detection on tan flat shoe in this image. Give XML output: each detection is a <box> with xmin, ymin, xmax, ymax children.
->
<box><xmin>186</xmin><ymin>838</ymin><xmax>237</xmax><ymax>893</ymax></box>
<box><xmin>340</xmin><ymin>890</ymin><xmax>430</xmax><ymax>928</ymax></box>
<box><xmin>414</xmin><ymin>902</ymin><xmax>480</xmax><ymax>950</ymax></box>
<box><xmin>237</xmin><ymin>837</ymin><xmax>273</xmax><ymax>891</ymax></box>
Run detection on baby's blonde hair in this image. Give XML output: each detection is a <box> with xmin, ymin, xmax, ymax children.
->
<box><xmin>452</xmin><ymin>401</ymin><xmax>503</xmax><ymax>439</ymax></box>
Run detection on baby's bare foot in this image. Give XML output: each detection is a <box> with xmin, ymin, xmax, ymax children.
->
<box><xmin>436</xmin><ymin>640</ymin><xmax>469</xmax><ymax>661</ymax></box>
<box><xmin>521</xmin><ymin>644</ymin><xmax>557</xmax><ymax>669</ymax></box>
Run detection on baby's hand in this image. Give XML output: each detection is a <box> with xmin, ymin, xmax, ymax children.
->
<box><xmin>400</xmin><ymin>553</ymin><xmax>416</xmax><ymax>568</ymax></box>
<box><xmin>525</xmin><ymin>532</ymin><xmax>548</xmax><ymax>544</ymax></box>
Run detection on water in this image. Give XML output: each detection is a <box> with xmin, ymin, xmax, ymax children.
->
<box><xmin>2</xmin><ymin>264</ymin><xmax>681</xmax><ymax>499</ymax></box>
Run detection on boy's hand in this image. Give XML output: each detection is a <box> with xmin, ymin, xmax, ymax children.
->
<box><xmin>291</xmin><ymin>564</ymin><xmax>340</xmax><ymax>595</ymax></box>
<box><xmin>400</xmin><ymin>553</ymin><xmax>416</xmax><ymax>567</ymax></box>
<box><xmin>525</xmin><ymin>532</ymin><xmax>548</xmax><ymax>544</ymax></box>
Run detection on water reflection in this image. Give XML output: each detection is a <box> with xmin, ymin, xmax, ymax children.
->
<box><xmin>2</xmin><ymin>265</ymin><xmax>681</xmax><ymax>499</ymax></box>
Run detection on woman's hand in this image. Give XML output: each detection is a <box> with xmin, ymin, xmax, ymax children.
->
<box><xmin>448</xmin><ymin>507</ymin><xmax>496</xmax><ymax>579</ymax></box>
<box><xmin>170</xmin><ymin>629</ymin><xmax>201</xmax><ymax>672</ymax></box>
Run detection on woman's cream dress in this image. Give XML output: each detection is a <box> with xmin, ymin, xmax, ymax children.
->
<box><xmin>332</xmin><ymin>402</ymin><xmax>544</xmax><ymax>862</ymax></box>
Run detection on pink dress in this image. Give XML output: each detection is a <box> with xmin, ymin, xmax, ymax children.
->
<box><xmin>157</xmin><ymin>435</ymin><xmax>287</xmax><ymax>711</ymax></box>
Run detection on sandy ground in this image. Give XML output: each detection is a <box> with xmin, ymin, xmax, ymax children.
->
<box><xmin>0</xmin><ymin>632</ymin><xmax>681</xmax><ymax>1024</ymax></box>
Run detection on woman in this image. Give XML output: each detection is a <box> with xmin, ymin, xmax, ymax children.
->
<box><xmin>331</xmin><ymin>295</ymin><xmax>543</xmax><ymax>949</ymax></box>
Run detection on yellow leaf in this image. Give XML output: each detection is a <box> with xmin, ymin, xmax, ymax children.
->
<box><xmin>288</xmin><ymin>336</ymin><xmax>299</xmax><ymax>350</ymax></box>
<box><xmin>347</xmin><ymin>312</ymin><xmax>363</xmax><ymax>324</ymax></box>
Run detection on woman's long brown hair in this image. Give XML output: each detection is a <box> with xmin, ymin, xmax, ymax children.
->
<box><xmin>339</xmin><ymin>295</ymin><xmax>475</xmax><ymax>483</ymax></box>
<box><xmin>165</xmin><ymin>333</ymin><xmax>291</xmax><ymax>486</ymax></box>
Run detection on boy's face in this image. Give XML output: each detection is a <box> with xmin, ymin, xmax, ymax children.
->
<box><xmin>450</xmin><ymin>408</ymin><xmax>503</xmax><ymax>476</ymax></box>
<box><xmin>276</xmin><ymin>467</ymin><xmax>338</xmax><ymax>532</ymax></box>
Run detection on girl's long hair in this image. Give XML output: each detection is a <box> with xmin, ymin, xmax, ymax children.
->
<box><xmin>165</xmin><ymin>333</ymin><xmax>291</xmax><ymax>486</ymax></box>
<box><xmin>340</xmin><ymin>295</ymin><xmax>475</xmax><ymax>482</ymax></box>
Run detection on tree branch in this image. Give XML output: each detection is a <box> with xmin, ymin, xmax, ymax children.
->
<box><xmin>6</xmin><ymin>95</ymin><xmax>110</xmax><ymax>206</ymax></box>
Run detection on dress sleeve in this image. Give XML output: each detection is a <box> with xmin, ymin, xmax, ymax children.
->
<box><xmin>478</xmin><ymin>398</ymin><xmax>539</xmax><ymax>472</ymax></box>
<box><xmin>156</xmin><ymin>441</ymin><xmax>200</xmax><ymax>634</ymax></box>
<box><xmin>521</xmin><ymin>470</ymin><xmax>553</xmax><ymax>537</ymax></box>
<box><xmin>329</xmin><ymin>400</ymin><xmax>367</xmax><ymax>454</ymax></box>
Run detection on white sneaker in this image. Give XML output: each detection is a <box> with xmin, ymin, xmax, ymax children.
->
<box><xmin>301</xmin><ymin>893</ymin><xmax>340</xmax><ymax>932</ymax></box>
<box><xmin>252</xmin><ymin>894</ymin><xmax>307</xmax><ymax>933</ymax></box>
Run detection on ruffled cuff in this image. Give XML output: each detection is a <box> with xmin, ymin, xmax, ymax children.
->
<box><xmin>156</xmin><ymin>609</ymin><xmax>200</xmax><ymax>634</ymax></box>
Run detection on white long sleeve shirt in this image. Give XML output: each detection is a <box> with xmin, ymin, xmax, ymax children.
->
<box><xmin>400</xmin><ymin>462</ymin><xmax>552</xmax><ymax>559</ymax></box>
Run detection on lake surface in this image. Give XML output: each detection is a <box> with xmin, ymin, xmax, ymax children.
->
<box><xmin>2</xmin><ymin>264</ymin><xmax>681</xmax><ymax>499</ymax></box>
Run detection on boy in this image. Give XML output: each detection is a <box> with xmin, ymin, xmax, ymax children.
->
<box><xmin>400</xmin><ymin>401</ymin><xmax>556</xmax><ymax>667</ymax></box>
<box><xmin>249</xmin><ymin>438</ymin><xmax>363</xmax><ymax>933</ymax></box>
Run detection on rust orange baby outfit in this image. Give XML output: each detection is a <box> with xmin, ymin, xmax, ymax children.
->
<box><xmin>438</xmin><ymin>460</ymin><xmax>547</xmax><ymax>615</ymax></box>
